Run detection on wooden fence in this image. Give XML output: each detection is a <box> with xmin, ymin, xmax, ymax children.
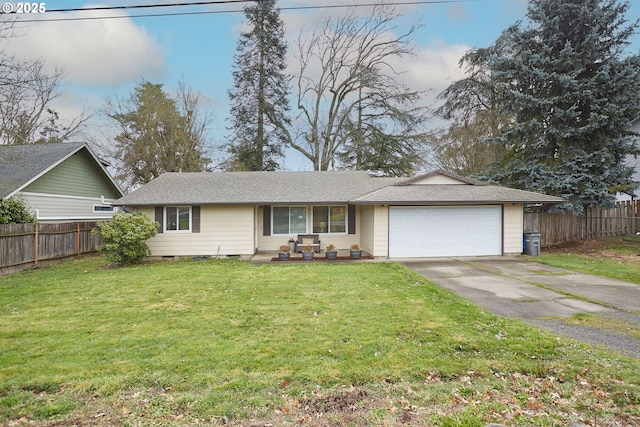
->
<box><xmin>0</xmin><ymin>222</ymin><xmax>101</xmax><ymax>276</ymax></box>
<box><xmin>1</xmin><ymin>203</ymin><xmax>638</xmax><ymax>272</ymax></box>
<box><xmin>524</xmin><ymin>200</ymin><xmax>640</xmax><ymax>247</ymax></box>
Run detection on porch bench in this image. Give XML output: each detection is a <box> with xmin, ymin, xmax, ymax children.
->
<box><xmin>296</xmin><ymin>234</ymin><xmax>321</xmax><ymax>253</ymax></box>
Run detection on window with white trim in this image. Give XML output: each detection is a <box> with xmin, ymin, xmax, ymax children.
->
<box><xmin>165</xmin><ymin>206</ymin><xmax>191</xmax><ymax>232</ymax></box>
<box><xmin>272</xmin><ymin>206</ymin><xmax>306</xmax><ymax>234</ymax></box>
<box><xmin>93</xmin><ymin>205</ymin><xmax>115</xmax><ymax>213</ymax></box>
<box><xmin>313</xmin><ymin>205</ymin><xmax>346</xmax><ymax>234</ymax></box>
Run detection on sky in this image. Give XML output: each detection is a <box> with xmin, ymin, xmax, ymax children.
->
<box><xmin>3</xmin><ymin>0</ymin><xmax>640</xmax><ymax>170</ymax></box>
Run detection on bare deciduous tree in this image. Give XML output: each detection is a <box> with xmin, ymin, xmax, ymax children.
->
<box><xmin>0</xmin><ymin>18</ymin><xmax>89</xmax><ymax>145</ymax></box>
<box><xmin>176</xmin><ymin>78</ymin><xmax>214</xmax><ymax>162</ymax></box>
<box><xmin>270</xmin><ymin>5</ymin><xmax>427</xmax><ymax>173</ymax></box>
<box><xmin>429</xmin><ymin>36</ymin><xmax>514</xmax><ymax>176</ymax></box>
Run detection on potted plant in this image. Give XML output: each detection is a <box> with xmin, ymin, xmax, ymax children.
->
<box><xmin>349</xmin><ymin>243</ymin><xmax>362</xmax><ymax>259</ymax></box>
<box><xmin>325</xmin><ymin>244</ymin><xmax>337</xmax><ymax>260</ymax></box>
<box><xmin>278</xmin><ymin>245</ymin><xmax>291</xmax><ymax>260</ymax></box>
<box><xmin>301</xmin><ymin>244</ymin><xmax>315</xmax><ymax>260</ymax></box>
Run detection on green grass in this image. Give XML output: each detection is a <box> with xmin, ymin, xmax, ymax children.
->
<box><xmin>536</xmin><ymin>238</ymin><xmax>640</xmax><ymax>285</ymax></box>
<box><xmin>536</xmin><ymin>254</ymin><xmax>640</xmax><ymax>284</ymax></box>
<box><xmin>1</xmin><ymin>256</ymin><xmax>639</xmax><ymax>426</ymax></box>
<box><xmin>562</xmin><ymin>313</ymin><xmax>640</xmax><ymax>339</ymax></box>
<box><xmin>622</xmin><ymin>235</ymin><xmax>640</xmax><ymax>245</ymax></box>
<box><xmin>535</xmin><ymin>239</ymin><xmax>640</xmax><ymax>351</ymax></box>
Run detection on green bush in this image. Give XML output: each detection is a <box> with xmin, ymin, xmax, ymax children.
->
<box><xmin>93</xmin><ymin>212</ymin><xmax>159</xmax><ymax>265</ymax></box>
<box><xmin>0</xmin><ymin>197</ymin><xmax>36</xmax><ymax>224</ymax></box>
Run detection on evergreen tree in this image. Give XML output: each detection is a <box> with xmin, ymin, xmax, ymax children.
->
<box><xmin>109</xmin><ymin>81</ymin><xmax>210</xmax><ymax>188</ymax></box>
<box><xmin>338</xmin><ymin>110</ymin><xmax>425</xmax><ymax>177</ymax></box>
<box><xmin>227</xmin><ymin>0</ymin><xmax>290</xmax><ymax>171</ymax></box>
<box><xmin>486</xmin><ymin>0</ymin><xmax>640</xmax><ymax>213</ymax></box>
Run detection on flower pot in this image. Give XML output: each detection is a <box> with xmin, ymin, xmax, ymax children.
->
<box><xmin>301</xmin><ymin>251</ymin><xmax>314</xmax><ymax>260</ymax></box>
<box><xmin>350</xmin><ymin>250</ymin><xmax>362</xmax><ymax>259</ymax></box>
<box><xmin>278</xmin><ymin>252</ymin><xmax>290</xmax><ymax>260</ymax></box>
<box><xmin>325</xmin><ymin>250</ymin><xmax>338</xmax><ymax>260</ymax></box>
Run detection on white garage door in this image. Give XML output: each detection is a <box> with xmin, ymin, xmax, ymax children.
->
<box><xmin>389</xmin><ymin>206</ymin><xmax>502</xmax><ymax>258</ymax></box>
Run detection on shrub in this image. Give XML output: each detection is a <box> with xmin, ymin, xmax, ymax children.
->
<box><xmin>92</xmin><ymin>212</ymin><xmax>158</xmax><ymax>265</ymax></box>
<box><xmin>0</xmin><ymin>197</ymin><xmax>36</xmax><ymax>224</ymax></box>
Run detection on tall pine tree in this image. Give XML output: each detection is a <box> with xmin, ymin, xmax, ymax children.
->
<box><xmin>486</xmin><ymin>0</ymin><xmax>640</xmax><ymax>213</ymax></box>
<box><xmin>227</xmin><ymin>0</ymin><xmax>290</xmax><ymax>171</ymax></box>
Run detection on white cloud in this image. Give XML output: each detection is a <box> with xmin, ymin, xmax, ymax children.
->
<box><xmin>3</xmin><ymin>6</ymin><xmax>165</xmax><ymax>87</ymax></box>
<box><xmin>380</xmin><ymin>39</ymin><xmax>468</xmax><ymax>115</ymax></box>
<box><xmin>280</xmin><ymin>0</ymin><xmax>418</xmax><ymax>37</ymax></box>
<box><xmin>445</xmin><ymin>4</ymin><xmax>471</xmax><ymax>23</ymax></box>
<box><xmin>403</xmin><ymin>41</ymin><xmax>469</xmax><ymax>94</ymax></box>
<box><xmin>277</xmin><ymin>1</ymin><xmax>471</xmax><ymax>121</ymax></box>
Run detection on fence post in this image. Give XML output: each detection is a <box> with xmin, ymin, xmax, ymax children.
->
<box><xmin>34</xmin><ymin>223</ymin><xmax>39</xmax><ymax>267</ymax></box>
<box><xmin>76</xmin><ymin>222</ymin><xmax>81</xmax><ymax>256</ymax></box>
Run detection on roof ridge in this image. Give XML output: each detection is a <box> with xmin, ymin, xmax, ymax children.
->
<box><xmin>396</xmin><ymin>169</ymin><xmax>489</xmax><ymax>186</ymax></box>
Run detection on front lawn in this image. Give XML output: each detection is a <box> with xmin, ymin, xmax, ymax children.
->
<box><xmin>1</xmin><ymin>257</ymin><xmax>639</xmax><ymax>426</ymax></box>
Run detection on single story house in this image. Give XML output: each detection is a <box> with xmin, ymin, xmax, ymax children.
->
<box><xmin>114</xmin><ymin>170</ymin><xmax>563</xmax><ymax>259</ymax></box>
<box><xmin>0</xmin><ymin>142</ymin><xmax>124</xmax><ymax>222</ymax></box>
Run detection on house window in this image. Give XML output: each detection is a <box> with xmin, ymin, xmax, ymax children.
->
<box><xmin>273</xmin><ymin>206</ymin><xmax>306</xmax><ymax>234</ymax></box>
<box><xmin>313</xmin><ymin>205</ymin><xmax>346</xmax><ymax>234</ymax></box>
<box><xmin>93</xmin><ymin>205</ymin><xmax>114</xmax><ymax>213</ymax></box>
<box><xmin>165</xmin><ymin>206</ymin><xmax>191</xmax><ymax>232</ymax></box>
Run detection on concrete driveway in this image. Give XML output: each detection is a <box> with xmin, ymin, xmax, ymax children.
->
<box><xmin>400</xmin><ymin>257</ymin><xmax>640</xmax><ymax>319</ymax></box>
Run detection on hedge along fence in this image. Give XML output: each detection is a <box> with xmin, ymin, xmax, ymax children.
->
<box><xmin>524</xmin><ymin>200</ymin><xmax>640</xmax><ymax>247</ymax></box>
<box><xmin>0</xmin><ymin>222</ymin><xmax>101</xmax><ymax>276</ymax></box>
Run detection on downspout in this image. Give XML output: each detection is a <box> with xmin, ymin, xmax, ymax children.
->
<box><xmin>255</xmin><ymin>206</ymin><xmax>259</xmax><ymax>253</ymax></box>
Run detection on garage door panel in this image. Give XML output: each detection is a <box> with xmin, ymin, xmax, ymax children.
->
<box><xmin>389</xmin><ymin>206</ymin><xmax>501</xmax><ymax>258</ymax></box>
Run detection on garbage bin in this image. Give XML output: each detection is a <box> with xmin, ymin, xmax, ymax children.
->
<box><xmin>523</xmin><ymin>232</ymin><xmax>541</xmax><ymax>256</ymax></box>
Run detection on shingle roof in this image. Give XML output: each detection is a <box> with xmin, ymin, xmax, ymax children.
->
<box><xmin>352</xmin><ymin>183</ymin><xmax>565</xmax><ymax>204</ymax></box>
<box><xmin>115</xmin><ymin>171</ymin><xmax>403</xmax><ymax>205</ymax></box>
<box><xmin>399</xmin><ymin>169</ymin><xmax>489</xmax><ymax>186</ymax></box>
<box><xmin>0</xmin><ymin>142</ymin><xmax>88</xmax><ymax>198</ymax></box>
<box><xmin>115</xmin><ymin>170</ymin><xmax>564</xmax><ymax>206</ymax></box>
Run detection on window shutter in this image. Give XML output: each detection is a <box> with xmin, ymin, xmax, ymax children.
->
<box><xmin>155</xmin><ymin>206</ymin><xmax>163</xmax><ymax>234</ymax></box>
<box><xmin>263</xmin><ymin>205</ymin><xmax>271</xmax><ymax>236</ymax></box>
<box><xmin>348</xmin><ymin>204</ymin><xmax>356</xmax><ymax>235</ymax></box>
<box><xmin>192</xmin><ymin>206</ymin><xmax>201</xmax><ymax>233</ymax></box>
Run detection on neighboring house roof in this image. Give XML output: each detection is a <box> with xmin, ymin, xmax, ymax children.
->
<box><xmin>0</xmin><ymin>142</ymin><xmax>123</xmax><ymax>199</ymax></box>
<box><xmin>623</xmin><ymin>154</ymin><xmax>640</xmax><ymax>198</ymax></box>
<box><xmin>621</xmin><ymin>118</ymin><xmax>640</xmax><ymax>199</ymax></box>
<box><xmin>115</xmin><ymin>169</ymin><xmax>563</xmax><ymax>206</ymax></box>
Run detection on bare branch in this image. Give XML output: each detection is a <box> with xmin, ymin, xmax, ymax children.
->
<box><xmin>0</xmin><ymin>19</ymin><xmax>90</xmax><ymax>144</ymax></box>
<box><xmin>284</xmin><ymin>4</ymin><xmax>428</xmax><ymax>173</ymax></box>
